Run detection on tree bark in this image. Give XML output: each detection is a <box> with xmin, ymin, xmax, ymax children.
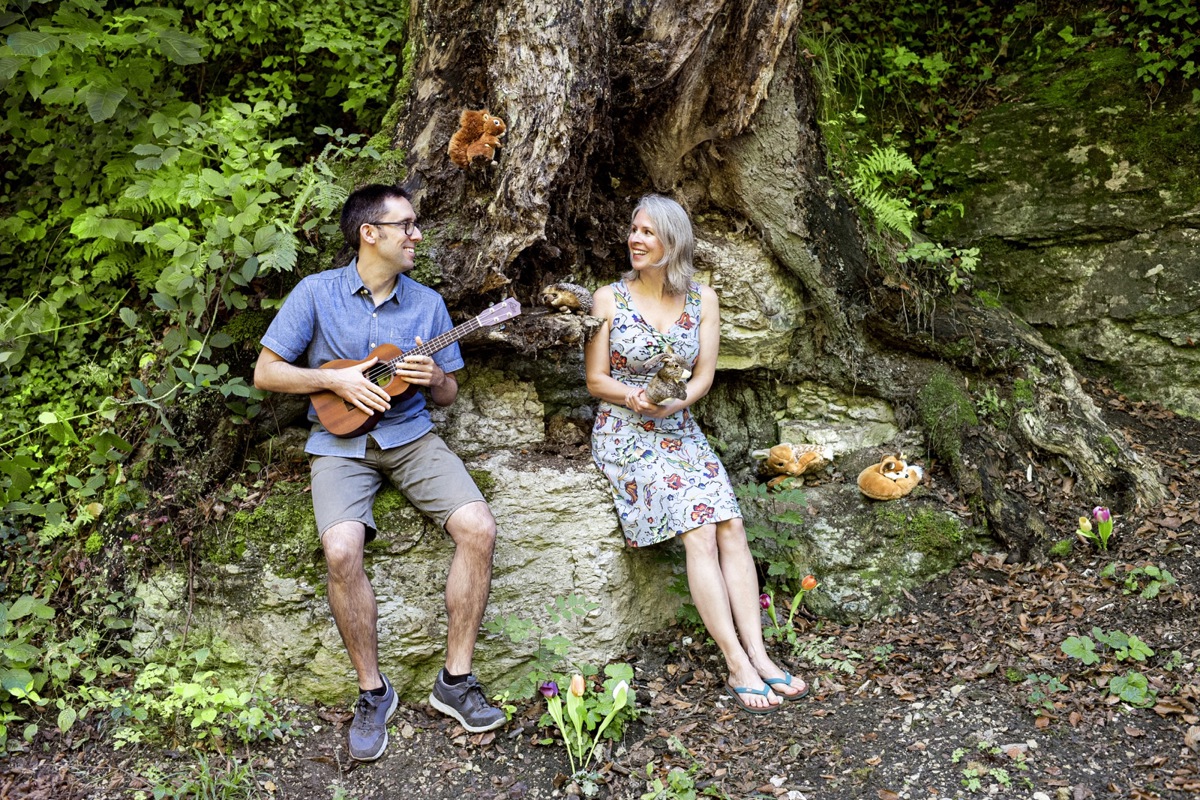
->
<box><xmin>381</xmin><ymin>0</ymin><xmax>1163</xmax><ymax>558</ymax></box>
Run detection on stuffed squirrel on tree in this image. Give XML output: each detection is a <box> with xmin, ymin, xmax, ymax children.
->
<box><xmin>448</xmin><ymin>109</ymin><xmax>507</xmax><ymax>168</ymax></box>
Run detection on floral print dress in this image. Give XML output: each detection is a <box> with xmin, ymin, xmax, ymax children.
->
<box><xmin>591</xmin><ymin>280</ymin><xmax>742</xmax><ymax>547</ymax></box>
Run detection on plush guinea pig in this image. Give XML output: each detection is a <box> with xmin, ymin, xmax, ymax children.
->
<box><xmin>857</xmin><ymin>454</ymin><xmax>923</xmax><ymax>500</ymax></box>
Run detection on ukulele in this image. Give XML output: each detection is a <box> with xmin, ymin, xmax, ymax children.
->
<box><xmin>311</xmin><ymin>297</ymin><xmax>522</xmax><ymax>438</ymax></box>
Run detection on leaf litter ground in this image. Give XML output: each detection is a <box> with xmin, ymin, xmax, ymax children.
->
<box><xmin>4</xmin><ymin>385</ymin><xmax>1198</xmax><ymax>800</ymax></box>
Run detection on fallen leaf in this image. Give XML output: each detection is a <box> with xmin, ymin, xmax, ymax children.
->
<box><xmin>1185</xmin><ymin>726</ymin><xmax>1200</xmax><ymax>753</ymax></box>
<box><xmin>1123</xmin><ymin>725</ymin><xmax>1146</xmax><ymax>738</ymax></box>
<box><xmin>878</xmin><ymin>790</ymin><xmax>901</xmax><ymax>800</ymax></box>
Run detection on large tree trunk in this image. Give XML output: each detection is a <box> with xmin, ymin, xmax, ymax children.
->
<box><xmin>383</xmin><ymin>0</ymin><xmax>1163</xmax><ymax>558</ymax></box>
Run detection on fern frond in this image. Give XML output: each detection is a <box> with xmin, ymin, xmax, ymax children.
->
<box><xmin>857</xmin><ymin>189</ymin><xmax>917</xmax><ymax>239</ymax></box>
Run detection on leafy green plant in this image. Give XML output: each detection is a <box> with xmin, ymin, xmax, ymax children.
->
<box><xmin>1108</xmin><ymin>670</ymin><xmax>1156</xmax><ymax>707</ymax></box>
<box><xmin>1113</xmin><ymin>0</ymin><xmax>1200</xmax><ymax>103</ymax></box>
<box><xmin>641</xmin><ymin>736</ymin><xmax>729</xmax><ymax>800</ymax></box>
<box><xmin>951</xmin><ymin>740</ymin><xmax>1028</xmax><ymax>793</ymax></box>
<box><xmin>0</xmin><ymin>0</ymin><xmax>405</xmax><ymax>552</ymax></box>
<box><xmin>1061</xmin><ymin>627</ymin><xmax>1158</xmax><ymax>707</ymax></box>
<box><xmin>1022</xmin><ymin>672</ymin><xmax>1068</xmax><ymax>717</ymax></box>
<box><xmin>1061</xmin><ymin>634</ymin><xmax>1101</xmax><ymax>666</ymax></box>
<box><xmin>539</xmin><ymin>668</ymin><xmax>635</xmax><ymax>797</ymax></box>
<box><xmin>760</xmin><ymin>574</ymin><xmax>819</xmax><ymax>653</ymax></box>
<box><xmin>142</xmin><ymin>752</ymin><xmax>273</xmax><ymax>800</ymax></box>
<box><xmin>848</xmin><ymin>145</ymin><xmax>919</xmax><ymax>239</ymax></box>
<box><xmin>81</xmin><ymin>642</ymin><xmax>292</xmax><ymax>749</ymax></box>
<box><xmin>1090</xmin><ymin>628</ymin><xmax>1155</xmax><ymax>662</ymax></box>
<box><xmin>790</xmin><ymin>635</ymin><xmax>863</xmax><ymax>675</ymax></box>
<box><xmin>1102</xmin><ymin>562</ymin><xmax>1178</xmax><ymax>598</ymax></box>
<box><xmin>735</xmin><ymin>483</ymin><xmax>809</xmax><ymax>593</ymax></box>
<box><xmin>484</xmin><ymin>594</ymin><xmax>601</xmax><ymax>703</ymax></box>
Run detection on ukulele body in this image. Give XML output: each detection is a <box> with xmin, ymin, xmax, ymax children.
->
<box><xmin>311</xmin><ymin>344</ymin><xmax>417</xmax><ymax>438</ymax></box>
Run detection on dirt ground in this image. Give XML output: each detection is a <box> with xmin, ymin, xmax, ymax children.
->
<box><xmin>5</xmin><ymin>384</ymin><xmax>1199</xmax><ymax>800</ymax></box>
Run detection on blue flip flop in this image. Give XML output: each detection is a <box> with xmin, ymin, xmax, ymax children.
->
<box><xmin>763</xmin><ymin>671</ymin><xmax>809</xmax><ymax>701</ymax></box>
<box><xmin>724</xmin><ymin>683</ymin><xmax>781</xmax><ymax>715</ymax></box>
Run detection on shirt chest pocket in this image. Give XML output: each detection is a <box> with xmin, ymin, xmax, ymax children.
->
<box><xmin>386</xmin><ymin>332</ymin><xmax>419</xmax><ymax>356</ymax></box>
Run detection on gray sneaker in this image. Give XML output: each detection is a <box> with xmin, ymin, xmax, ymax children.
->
<box><xmin>348</xmin><ymin>675</ymin><xmax>398</xmax><ymax>762</ymax></box>
<box><xmin>428</xmin><ymin>671</ymin><xmax>506</xmax><ymax>733</ymax></box>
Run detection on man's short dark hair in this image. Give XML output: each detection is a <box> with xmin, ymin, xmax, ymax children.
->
<box><xmin>340</xmin><ymin>184</ymin><xmax>412</xmax><ymax>250</ymax></box>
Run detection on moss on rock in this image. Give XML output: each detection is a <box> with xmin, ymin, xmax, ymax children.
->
<box><xmin>917</xmin><ymin>368</ymin><xmax>978</xmax><ymax>471</ymax></box>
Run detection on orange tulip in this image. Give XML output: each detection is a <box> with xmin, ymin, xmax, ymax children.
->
<box><xmin>801</xmin><ymin>575</ymin><xmax>818</xmax><ymax>592</ymax></box>
<box><xmin>569</xmin><ymin>674</ymin><xmax>586</xmax><ymax>697</ymax></box>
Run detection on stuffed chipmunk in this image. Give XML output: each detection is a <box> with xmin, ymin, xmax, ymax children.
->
<box><xmin>857</xmin><ymin>454</ymin><xmax>923</xmax><ymax>500</ymax></box>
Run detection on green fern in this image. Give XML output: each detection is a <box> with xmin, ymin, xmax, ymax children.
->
<box><xmin>849</xmin><ymin>145</ymin><xmax>919</xmax><ymax>239</ymax></box>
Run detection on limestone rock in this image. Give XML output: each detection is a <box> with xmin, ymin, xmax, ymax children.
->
<box><xmin>134</xmin><ymin>451</ymin><xmax>682</xmax><ymax>704</ymax></box>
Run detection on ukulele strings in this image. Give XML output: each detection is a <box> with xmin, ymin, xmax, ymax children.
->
<box><xmin>358</xmin><ymin>318</ymin><xmax>484</xmax><ymax>385</ymax></box>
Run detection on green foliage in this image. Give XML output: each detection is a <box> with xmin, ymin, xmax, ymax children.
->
<box><xmin>540</xmin><ymin>667</ymin><xmax>635</xmax><ymax>795</ymax></box>
<box><xmin>0</xmin><ymin>0</ymin><xmax>405</xmax><ymax>568</ymax></box>
<box><xmin>1022</xmin><ymin>672</ymin><xmax>1068</xmax><ymax>717</ymax></box>
<box><xmin>951</xmin><ymin>740</ymin><xmax>1029</xmax><ymax>793</ymax></box>
<box><xmin>1102</xmin><ymin>562</ymin><xmax>1178</xmax><ymax>599</ymax></box>
<box><xmin>1061</xmin><ymin>634</ymin><xmax>1100</xmax><ymax>666</ymax></box>
<box><xmin>734</xmin><ymin>483</ymin><xmax>809</xmax><ymax>592</ymax></box>
<box><xmin>484</xmin><ymin>594</ymin><xmax>602</xmax><ymax>703</ymax></box>
<box><xmin>1108</xmin><ymin>670</ymin><xmax>1155</xmax><ymax>707</ymax></box>
<box><xmin>1060</xmin><ymin>627</ymin><xmax>1159</xmax><ymax>707</ymax></box>
<box><xmin>641</xmin><ymin>737</ymin><xmax>729</xmax><ymax>800</ymax></box>
<box><xmin>1113</xmin><ymin>0</ymin><xmax>1200</xmax><ymax>102</ymax></box>
<box><xmin>143</xmin><ymin>752</ymin><xmax>273</xmax><ymax>800</ymax></box>
<box><xmin>799</xmin><ymin>1</ymin><xmax>1199</xmax><ymax>292</ymax></box>
<box><xmin>81</xmin><ymin>641</ymin><xmax>293</xmax><ymax>749</ymax></box>
<box><xmin>847</xmin><ymin>145</ymin><xmax>919</xmax><ymax>239</ymax></box>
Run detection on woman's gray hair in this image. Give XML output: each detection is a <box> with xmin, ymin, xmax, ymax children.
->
<box><xmin>624</xmin><ymin>194</ymin><xmax>695</xmax><ymax>296</ymax></box>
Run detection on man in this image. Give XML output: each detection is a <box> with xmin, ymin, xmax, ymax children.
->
<box><xmin>254</xmin><ymin>184</ymin><xmax>506</xmax><ymax>762</ymax></box>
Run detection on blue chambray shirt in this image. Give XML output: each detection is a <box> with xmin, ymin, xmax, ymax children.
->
<box><xmin>260</xmin><ymin>260</ymin><xmax>464</xmax><ymax>458</ymax></box>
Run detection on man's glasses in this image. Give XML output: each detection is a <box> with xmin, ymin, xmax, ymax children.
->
<box><xmin>368</xmin><ymin>220</ymin><xmax>419</xmax><ymax>236</ymax></box>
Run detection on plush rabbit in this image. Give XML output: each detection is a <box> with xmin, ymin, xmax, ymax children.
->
<box><xmin>643</xmin><ymin>346</ymin><xmax>691</xmax><ymax>404</ymax></box>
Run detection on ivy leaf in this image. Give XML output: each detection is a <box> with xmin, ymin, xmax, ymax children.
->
<box><xmin>82</xmin><ymin>85</ymin><xmax>128</xmax><ymax>122</ymax></box>
<box><xmin>7</xmin><ymin>30</ymin><xmax>61</xmax><ymax>57</ymax></box>
<box><xmin>152</xmin><ymin>28</ymin><xmax>205</xmax><ymax>65</ymax></box>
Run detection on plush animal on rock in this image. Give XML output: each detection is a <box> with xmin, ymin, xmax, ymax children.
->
<box><xmin>541</xmin><ymin>282</ymin><xmax>594</xmax><ymax>315</ymax></box>
<box><xmin>448</xmin><ymin>109</ymin><xmax>507</xmax><ymax>168</ymax></box>
<box><xmin>643</xmin><ymin>346</ymin><xmax>691</xmax><ymax>405</ymax></box>
<box><xmin>857</xmin><ymin>454</ymin><xmax>924</xmax><ymax>500</ymax></box>
<box><xmin>752</xmin><ymin>443</ymin><xmax>834</xmax><ymax>489</ymax></box>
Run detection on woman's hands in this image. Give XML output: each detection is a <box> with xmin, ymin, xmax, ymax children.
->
<box><xmin>623</xmin><ymin>386</ymin><xmax>681</xmax><ymax>418</ymax></box>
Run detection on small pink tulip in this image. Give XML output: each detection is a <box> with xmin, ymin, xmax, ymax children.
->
<box><xmin>1093</xmin><ymin>506</ymin><xmax>1111</xmax><ymax>523</ymax></box>
<box><xmin>569</xmin><ymin>674</ymin><xmax>586</xmax><ymax>697</ymax></box>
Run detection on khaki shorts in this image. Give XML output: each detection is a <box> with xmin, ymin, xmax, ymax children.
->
<box><xmin>310</xmin><ymin>432</ymin><xmax>485</xmax><ymax>539</ymax></box>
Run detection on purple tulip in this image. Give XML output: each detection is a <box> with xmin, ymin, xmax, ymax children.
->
<box><xmin>1093</xmin><ymin>506</ymin><xmax>1111</xmax><ymax>523</ymax></box>
<box><xmin>539</xmin><ymin>680</ymin><xmax>559</xmax><ymax>698</ymax></box>
<box><xmin>759</xmin><ymin>593</ymin><xmax>771</xmax><ymax>610</ymax></box>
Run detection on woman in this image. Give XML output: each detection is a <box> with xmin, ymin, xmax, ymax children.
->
<box><xmin>585</xmin><ymin>194</ymin><xmax>806</xmax><ymax>714</ymax></box>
